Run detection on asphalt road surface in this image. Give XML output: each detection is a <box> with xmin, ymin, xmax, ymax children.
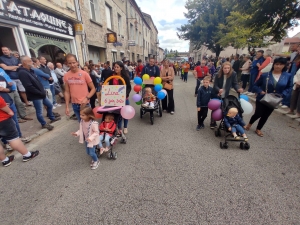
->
<box><xmin>1</xmin><ymin>74</ymin><xmax>300</xmax><ymax>225</ymax></box>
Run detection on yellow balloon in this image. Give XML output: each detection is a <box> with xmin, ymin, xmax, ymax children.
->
<box><xmin>153</xmin><ymin>77</ymin><xmax>162</xmax><ymax>85</ymax></box>
<box><xmin>142</xmin><ymin>74</ymin><xmax>150</xmax><ymax>80</ymax></box>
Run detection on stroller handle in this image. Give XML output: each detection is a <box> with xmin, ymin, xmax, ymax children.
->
<box><xmin>103</xmin><ymin>75</ymin><xmax>126</xmax><ymax>85</ymax></box>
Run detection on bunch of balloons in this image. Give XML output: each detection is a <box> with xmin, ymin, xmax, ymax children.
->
<box><xmin>132</xmin><ymin>74</ymin><xmax>166</xmax><ymax>105</ymax></box>
<box><xmin>239</xmin><ymin>95</ymin><xmax>253</xmax><ymax>115</ymax></box>
<box><xmin>208</xmin><ymin>99</ymin><xmax>223</xmax><ymax>121</ymax></box>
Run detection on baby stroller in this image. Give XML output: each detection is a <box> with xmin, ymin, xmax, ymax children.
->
<box><xmin>214</xmin><ymin>95</ymin><xmax>250</xmax><ymax>150</ymax></box>
<box><xmin>139</xmin><ymin>84</ymin><xmax>162</xmax><ymax>125</ymax></box>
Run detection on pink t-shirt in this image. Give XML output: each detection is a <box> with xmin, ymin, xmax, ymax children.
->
<box><xmin>63</xmin><ymin>70</ymin><xmax>92</xmax><ymax>104</ymax></box>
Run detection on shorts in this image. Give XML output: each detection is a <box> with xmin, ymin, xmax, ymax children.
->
<box><xmin>13</xmin><ymin>79</ymin><xmax>25</xmax><ymax>92</ymax></box>
<box><xmin>0</xmin><ymin>118</ymin><xmax>19</xmax><ymax>141</ymax></box>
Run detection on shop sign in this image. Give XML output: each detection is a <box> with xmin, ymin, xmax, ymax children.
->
<box><xmin>113</xmin><ymin>42</ymin><xmax>122</xmax><ymax>47</ymax></box>
<box><xmin>107</xmin><ymin>33</ymin><xmax>117</xmax><ymax>43</ymax></box>
<box><xmin>0</xmin><ymin>0</ymin><xmax>74</xmax><ymax>36</ymax></box>
<box><xmin>75</xmin><ymin>23</ymin><xmax>84</xmax><ymax>35</ymax></box>
<box><xmin>128</xmin><ymin>40</ymin><xmax>135</xmax><ymax>46</ymax></box>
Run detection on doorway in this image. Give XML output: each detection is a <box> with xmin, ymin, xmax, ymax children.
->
<box><xmin>38</xmin><ymin>45</ymin><xmax>66</xmax><ymax>63</ymax></box>
<box><xmin>0</xmin><ymin>27</ymin><xmax>18</xmax><ymax>56</ymax></box>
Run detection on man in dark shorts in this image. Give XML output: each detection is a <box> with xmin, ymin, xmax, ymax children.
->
<box><xmin>0</xmin><ymin>96</ymin><xmax>39</xmax><ymax>167</ymax></box>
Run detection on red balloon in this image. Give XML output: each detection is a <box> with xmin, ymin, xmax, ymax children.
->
<box><xmin>93</xmin><ymin>107</ymin><xmax>103</xmax><ymax>119</ymax></box>
<box><xmin>133</xmin><ymin>85</ymin><xmax>142</xmax><ymax>92</ymax></box>
<box><xmin>150</xmin><ymin>77</ymin><xmax>155</xmax><ymax>80</ymax></box>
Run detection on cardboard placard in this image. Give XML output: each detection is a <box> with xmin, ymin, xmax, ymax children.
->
<box><xmin>143</xmin><ymin>79</ymin><xmax>154</xmax><ymax>85</ymax></box>
<box><xmin>101</xmin><ymin>85</ymin><xmax>126</xmax><ymax>106</ymax></box>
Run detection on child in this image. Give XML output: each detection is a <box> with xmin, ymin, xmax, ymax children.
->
<box><xmin>142</xmin><ymin>87</ymin><xmax>156</xmax><ymax>108</ymax></box>
<box><xmin>196</xmin><ymin>77</ymin><xmax>213</xmax><ymax>130</ymax></box>
<box><xmin>224</xmin><ymin>107</ymin><xmax>248</xmax><ymax>140</ymax></box>
<box><xmin>99</xmin><ymin>114</ymin><xmax>116</xmax><ymax>154</ymax></box>
<box><xmin>72</xmin><ymin>106</ymin><xmax>100</xmax><ymax>170</ymax></box>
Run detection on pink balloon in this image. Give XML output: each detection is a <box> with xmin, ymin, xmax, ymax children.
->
<box><xmin>120</xmin><ymin>105</ymin><xmax>135</xmax><ymax>119</ymax></box>
<box><xmin>150</xmin><ymin>77</ymin><xmax>155</xmax><ymax>80</ymax></box>
<box><xmin>208</xmin><ymin>99</ymin><xmax>221</xmax><ymax>111</ymax></box>
<box><xmin>212</xmin><ymin>108</ymin><xmax>223</xmax><ymax>121</ymax></box>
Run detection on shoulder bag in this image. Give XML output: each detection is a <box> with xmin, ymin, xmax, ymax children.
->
<box><xmin>260</xmin><ymin>72</ymin><xmax>283</xmax><ymax>109</ymax></box>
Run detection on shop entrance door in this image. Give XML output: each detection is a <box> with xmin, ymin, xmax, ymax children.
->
<box><xmin>0</xmin><ymin>27</ymin><xmax>18</xmax><ymax>56</ymax></box>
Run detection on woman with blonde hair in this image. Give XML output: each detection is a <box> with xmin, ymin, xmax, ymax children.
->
<box><xmin>160</xmin><ymin>59</ymin><xmax>175</xmax><ymax>114</ymax></box>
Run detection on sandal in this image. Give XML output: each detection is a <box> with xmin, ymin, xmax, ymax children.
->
<box><xmin>18</xmin><ymin>119</ymin><xmax>27</xmax><ymax>123</ymax></box>
<box><xmin>245</xmin><ymin>124</ymin><xmax>251</xmax><ymax>131</ymax></box>
<box><xmin>255</xmin><ymin>130</ymin><xmax>264</xmax><ymax>137</ymax></box>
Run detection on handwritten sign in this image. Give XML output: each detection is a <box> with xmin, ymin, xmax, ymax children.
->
<box><xmin>101</xmin><ymin>85</ymin><xmax>126</xmax><ymax>106</ymax></box>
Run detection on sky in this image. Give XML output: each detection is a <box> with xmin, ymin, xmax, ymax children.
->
<box><xmin>135</xmin><ymin>0</ymin><xmax>300</xmax><ymax>53</ymax></box>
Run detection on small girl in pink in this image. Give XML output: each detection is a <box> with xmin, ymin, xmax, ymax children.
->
<box><xmin>72</xmin><ymin>107</ymin><xmax>100</xmax><ymax>170</ymax></box>
<box><xmin>99</xmin><ymin>114</ymin><xmax>116</xmax><ymax>154</ymax></box>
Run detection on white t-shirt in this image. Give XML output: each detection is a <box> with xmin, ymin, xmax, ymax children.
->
<box><xmin>221</xmin><ymin>75</ymin><xmax>227</xmax><ymax>98</ymax></box>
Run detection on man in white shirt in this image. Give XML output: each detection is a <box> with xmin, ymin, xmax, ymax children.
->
<box><xmin>47</xmin><ymin>62</ymin><xmax>65</xmax><ymax>107</ymax></box>
<box><xmin>54</xmin><ymin>62</ymin><xmax>66</xmax><ymax>85</ymax></box>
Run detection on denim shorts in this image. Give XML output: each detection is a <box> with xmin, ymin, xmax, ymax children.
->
<box><xmin>0</xmin><ymin>118</ymin><xmax>19</xmax><ymax>141</ymax></box>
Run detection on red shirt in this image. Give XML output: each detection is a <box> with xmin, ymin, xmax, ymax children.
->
<box><xmin>135</xmin><ymin>65</ymin><xmax>144</xmax><ymax>77</ymax></box>
<box><xmin>0</xmin><ymin>96</ymin><xmax>11</xmax><ymax>122</ymax></box>
<box><xmin>195</xmin><ymin>66</ymin><xmax>209</xmax><ymax>78</ymax></box>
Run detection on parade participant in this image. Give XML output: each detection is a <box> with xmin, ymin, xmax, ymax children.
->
<box><xmin>18</xmin><ymin>56</ymin><xmax>59</xmax><ymax>130</ymax></box>
<box><xmin>193</xmin><ymin>60</ymin><xmax>209</xmax><ymax>97</ymax></box>
<box><xmin>224</xmin><ymin>107</ymin><xmax>248</xmax><ymax>140</ymax></box>
<box><xmin>99</xmin><ymin>114</ymin><xmax>116</xmax><ymax>154</ymax></box>
<box><xmin>63</xmin><ymin>54</ymin><xmax>96</xmax><ymax>122</ymax></box>
<box><xmin>0</xmin><ymin>96</ymin><xmax>39</xmax><ymax>167</ymax></box>
<box><xmin>83</xmin><ymin>65</ymin><xmax>98</xmax><ymax>109</ymax></box>
<box><xmin>160</xmin><ymin>59</ymin><xmax>175</xmax><ymax>114</ymax></box>
<box><xmin>141</xmin><ymin>57</ymin><xmax>160</xmax><ymax>77</ymax></box>
<box><xmin>0</xmin><ymin>46</ymin><xmax>32</xmax><ymax>106</ymax></box>
<box><xmin>72</xmin><ymin>106</ymin><xmax>100</xmax><ymax>170</ymax></box>
<box><xmin>182</xmin><ymin>61</ymin><xmax>190</xmax><ymax>83</ymax></box>
<box><xmin>248</xmin><ymin>50</ymin><xmax>265</xmax><ymax>96</ymax></box>
<box><xmin>246</xmin><ymin>58</ymin><xmax>293</xmax><ymax>137</ymax></box>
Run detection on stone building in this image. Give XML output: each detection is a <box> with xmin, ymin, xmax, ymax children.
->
<box><xmin>143</xmin><ymin>13</ymin><xmax>159</xmax><ymax>59</ymax></box>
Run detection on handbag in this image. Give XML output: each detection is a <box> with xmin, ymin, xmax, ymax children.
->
<box><xmin>260</xmin><ymin>73</ymin><xmax>283</xmax><ymax>109</ymax></box>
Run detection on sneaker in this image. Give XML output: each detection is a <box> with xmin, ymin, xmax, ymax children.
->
<box><xmin>23</xmin><ymin>151</ymin><xmax>39</xmax><ymax>162</ymax></box>
<box><xmin>42</xmin><ymin>123</ymin><xmax>54</xmax><ymax>130</ymax></box>
<box><xmin>170</xmin><ymin>111</ymin><xmax>174</xmax><ymax>115</ymax></box>
<box><xmin>2</xmin><ymin>155</ymin><xmax>15</xmax><ymax>167</ymax></box>
<box><xmin>54</xmin><ymin>103</ymin><xmax>62</xmax><ymax>107</ymax></box>
<box><xmin>196</xmin><ymin>125</ymin><xmax>201</xmax><ymax>131</ymax></box>
<box><xmin>200</xmin><ymin>124</ymin><xmax>205</xmax><ymax>129</ymax></box>
<box><xmin>90</xmin><ymin>160</ymin><xmax>94</xmax><ymax>167</ymax></box>
<box><xmin>21</xmin><ymin>137</ymin><xmax>32</xmax><ymax>143</ymax></box>
<box><xmin>50</xmin><ymin>117</ymin><xmax>61</xmax><ymax>123</ymax></box>
<box><xmin>281</xmin><ymin>105</ymin><xmax>288</xmax><ymax>109</ymax></box>
<box><xmin>5</xmin><ymin>144</ymin><xmax>13</xmax><ymax>151</ymax></box>
<box><xmin>123</xmin><ymin>128</ymin><xmax>128</xmax><ymax>134</ymax></box>
<box><xmin>53</xmin><ymin>106</ymin><xmax>56</xmax><ymax>109</ymax></box>
<box><xmin>91</xmin><ymin>160</ymin><xmax>100</xmax><ymax>170</ymax></box>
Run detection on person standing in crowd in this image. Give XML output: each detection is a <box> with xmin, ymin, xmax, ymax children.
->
<box><xmin>63</xmin><ymin>60</ymin><xmax>69</xmax><ymax>72</ymax></box>
<box><xmin>18</xmin><ymin>56</ymin><xmax>60</xmax><ymax>130</ymax></box>
<box><xmin>54</xmin><ymin>62</ymin><xmax>66</xmax><ymax>86</ymax></box>
<box><xmin>245</xmin><ymin>58</ymin><xmax>293</xmax><ymax>137</ymax></box>
<box><xmin>0</xmin><ymin>67</ymin><xmax>32</xmax><ymax>123</ymax></box>
<box><xmin>193</xmin><ymin>60</ymin><xmax>209</xmax><ymax>97</ymax></box>
<box><xmin>208</xmin><ymin>61</ymin><xmax>216</xmax><ymax>77</ymax></box>
<box><xmin>135</xmin><ymin>59</ymin><xmax>144</xmax><ymax>77</ymax></box>
<box><xmin>286</xmin><ymin>67</ymin><xmax>300</xmax><ymax>118</ymax></box>
<box><xmin>232</xmin><ymin>55</ymin><xmax>241</xmax><ymax>81</ymax></box>
<box><xmin>182</xmin><ymin>61</ymin><xmax>190</xmax><ymax>83</ymax></box>
<box><xmin>212</xmin><ymin>62</ymin><xmax>243</xmax><ymax>128</ymax></box>
<box><xmin>99</xmin><ymin>62</ymin><xmax>113</xmax><ymax>104</ymax></box>
<box><xmin>160</xmin><ymin>60</ymin><xmax>175</xmax><ymax>115</ymax></box>
<box><xmin>64</xmin><ymin>54</ymin><xmax>96</xmax><ymax>122</ymax></box>
<box><xmin>248</xmin><ymin>50</ymin><xmax>265</xmax><ymax>96</ymax></box>
<box><xmin>240</xmin><ymin>55</ymin><xmax>252</xmax><ymax>92</ymax></box>
<box><xmin>0</xmin><ymin>96</ymin><xmax>39</xmax><ymax>167</ymax></box>
<box><xmin>82</xmin><ymin>65</ymin><xmax>98</xmax><ymax>109</ymax></box>
<box><xmin>106</xmin><ymin>61</ymin><xmax>131</xmax><ymax>134</ymax></box>
<box><xmin>255</xmin><ymin>50</ymin><xmax>273</xmax><ymax>82</ymax></box>
<box><xmin>141</xmin><ymin>57</ymin><xmax>160</xmax><ymax>77</ymax></box>
<box><xmin>128</xmin><ymin>61</ymin><xmax>134</xmax><ymax>80</ymax></box>
<box><xmin>48</xmin><ymin>62</ymin><xmax>65</xmax><ymax>107</ymax></box>
<box><xmin>0</xmin><ymin>46</ymin><xmax>32</xmax><ymax>106</ymax></box>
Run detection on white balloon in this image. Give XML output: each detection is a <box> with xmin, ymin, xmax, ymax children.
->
<box><xmin>240</xmin><ymin>99</ymin><xmax>253</xmax><ymax>115</ymax></box>
<box><xmin>161</xmin><ymin>89</ymin><xmax>167</xmax><ymax>96</ymax></box>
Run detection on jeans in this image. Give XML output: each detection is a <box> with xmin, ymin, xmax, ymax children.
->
<box><xmin>248</xmin><ymin>73</ymin><xmax>257</xmax><ymax>92</ymax></box>
<box><xmin>162</xmin><ymin>89</ymin><xmax>174</xmax><ymax>112</ymax></box>
<box><xmin>129</xmin><ymin>72</ymin><xmax>133</xmax><ymax>80</ymax></box>
<box><xmin>32</xmin><ymin>98</ymin><xmax>55</xmax><ymax>126</ymax></box>
<box><xmin>231</xmin><ymin>124</ymin><xmax>245</xmax><ymax>135</ymax></box>
<box><xmin>50</xmin><ymin>84</ymin><xmax>56</xmax><ymax>104</ymax></box>
<box><xmin>8</xmin><ymin>90</ymin><xmax>26</xmax><ymax>118</ymax></box>
<box><xmin>85</xmin><ymin>142</ymin><xmax>98</xmax><ymax>162</ymax></box>
<box><xmin>195</xmin><ymin>78</ymin><xmax>203</xmax><ymax>94</ymax></box>
<box><xmin>249</xmin><ymin>100</ymin><xmax>274</xmax><ymax>130</ymax></box>
<box><xmin>99</xmin><ymin>134</ymin><xmax>111</xmax><ymax>148</ymax></box>
<box><xmin>118</xmin><ymin>99</ymin><xmax>129</xmax><ymax>129</ymax></box>
<box><xmin>241</xmin><ymin>74</ymin><xmax>250</xmax><ymax>90</ymax></box>
<box><xmin>72</xmin><ymin>103</ymin><xmax>91</xmax><ymax>122</ymax></box>
<box><xmin>290</xmin><ymin>88</ymin><xmax>300</xmax><ymax>113</ymax></box>
<box><xmin>183</xmin><ymin>72</ymin><xmax>188</xmax><ymax>82</ymax></box>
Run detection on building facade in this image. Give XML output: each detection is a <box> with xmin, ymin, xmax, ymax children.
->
<box><xmin>142</xmin><ymin>13</ymin><xmax>158</xmax><ymax>59</ymax></box>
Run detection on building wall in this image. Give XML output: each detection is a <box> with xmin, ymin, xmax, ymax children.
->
<box><xmin>143</xmin><ymin>14</ymin><xmax>158</xmax><ymax>58</ymax></box>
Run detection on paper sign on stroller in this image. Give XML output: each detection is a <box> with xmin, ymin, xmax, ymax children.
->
<box><xmin>101</xmin><ymin>85</ymin><xmax>126</xmax><ymax>106</ymax></box>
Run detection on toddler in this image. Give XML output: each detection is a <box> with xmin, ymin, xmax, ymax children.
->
<box><xmin>72</xmin><ymin>106</ymin><xmax>100</xmax><ymax>170</ymax></box>
<box><xmin>224</xmin><ymin>107</ymin><xmax>248</xmax><ymax>140</ymax></box>
<box><xmin>99</xmin><ymin>114</ymin><xmax>116</xmax><ymax>154</ymax></box>
<box><xmin>142</xmin><ymin>87</ymin><xmax>156</xmax><ymax>108</ymax></box>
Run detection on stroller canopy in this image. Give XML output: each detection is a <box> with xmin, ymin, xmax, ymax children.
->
<box><xmin>222</xmin><ymin>95</ymin><xmax>244</xmax><ymax>115</ymax></box>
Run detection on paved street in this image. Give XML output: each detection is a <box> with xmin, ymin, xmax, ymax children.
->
<box><xmin>1</xmin><ymin>73</ymin><xmax>300</xmax><ymax>225</ymax></box>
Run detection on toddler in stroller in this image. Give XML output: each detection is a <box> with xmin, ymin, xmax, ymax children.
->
<box><xmin>99</xmin><ymin>114</ymin><xmax>116</xmax><ymax>154</ymax></box>
<box><xmin>142</xmin><ymin>87</ymin><xmax>156</xmax><ymax>108</ymax></box>
<box><xmin>224</xmin><ymin>107</ymin><xmax>248</xmax><ymax>140</ymax></box>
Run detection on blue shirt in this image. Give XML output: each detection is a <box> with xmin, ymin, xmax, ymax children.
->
<box><xmin>50</xmin><ymin>70</ymin><xmax>58</xmax><ymax>83</ymax></box>
<box><xmin>0</xmin><ymin>68</ymin><xmax>16</xmax><ymax>91</ymax></box>
<box><xmin>32</xmin><ymin>68</ymin><xmax>50</xmax><ymax>89</ymax></box>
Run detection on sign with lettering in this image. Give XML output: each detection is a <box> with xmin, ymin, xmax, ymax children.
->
<box><xmin>0</xmin><ymin>0</ymin><xmax>74</xmax><ymax>36</ymax></box>
<box><xmin>101</xmin><ymin>85</ymin><xmax>126</xmax><ymax>106</ymax></box>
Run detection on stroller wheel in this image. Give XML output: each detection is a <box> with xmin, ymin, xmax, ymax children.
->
<box><xmin>223</xmin><ymin>142</ymin><xmax>228</xmax><ymax>149</ymax></box>
<box><xmin>108</xmin><ymin>152</ymin><xmax>113</xmax><ymax>159</ymax></box>
<box><xmin>215</xmin><ymin>130</ymin><xmax>218</xmax><ymax>137</ymax></box>
<box><xmin>150</xmin><ymin>116</ymin><xmax>154</xmax><ymax>125</ymax></box>
<box><xmin>217</xmin><ymin>129</ymin><xmax>222</xmax><ymax>137</ymax></box>
<box><xmin>159</xmin><ymin>105</ymin><xmax>162</xmax><ymax>117</ymax></box>
<box><xmin>244</xmin><ymin>142</ymin><xmax>250</xmax><ymax>150</ymax></box>
<box><xmin>240</xmin><ymin>142</ymin><xmax>245</xmax><ymax>150</ymax></box>
<box><xmin>112</xmin><ymin>152</ymin><xmax>117</xmax><ymax>160</ymax></box>
<box><xmin>121</xmin><ymin>138</ymin><xmax>127</xmax><ymax>144</ymax></box>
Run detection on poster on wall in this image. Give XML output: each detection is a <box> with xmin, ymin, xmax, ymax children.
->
<box><xmin>101</xmin><ymin>85</ymin><xmax>126</xmax><ymax>107</ymax></box>
<box><xmin>0</xmin><ymin>0</ymin><xmax>74</xmax><ymax>36</ymax></box>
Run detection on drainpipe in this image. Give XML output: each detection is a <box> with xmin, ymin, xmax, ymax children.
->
<box><xmin>125</xmin><ymin>0</ymin><xmax>130</xmax><ymax>60</ymax></box>
<box><xmin>74</xmin><ymin>0</ymin><xmax>88</xmax><ymax>63</ymax></box>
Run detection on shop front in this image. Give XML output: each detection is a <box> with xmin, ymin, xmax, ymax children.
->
<box><xmin>0</xmin><ymin>0</ymin><xmax>77</xmax><ymax>62</ymax></box>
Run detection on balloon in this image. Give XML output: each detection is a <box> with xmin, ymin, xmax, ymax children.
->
<box><xmin>136</xmin><ymin>100</ymin><xmax>142</xmax><ymax>105</ymax></box>
<box><xmin>208</xmin><ymin>99</ymin><xmax>221</xmax><ymax>111</ymax></box>
<box><xmin>240</xmin><ymin>99</ymin><xmax>253</xmax><ymax>115</ymax></box>
<box><xmin>142</xmin><ymin>74</ymin><xmax>150</xmax><ymax>80</ymax></box>
<box><xmin>153</xmin><ymin>77</ymin><xmax>162</xmax><ymax>85</ymax></box>
<box><xmin>154</xmin><ymin>84</ymin><xmax>162</xmax><ymax>92</ymax></box>
<box><xmin>150</xmin><ymin>77</ymin><xmax>155</xmax><ymax>80</ymax></box>
<box><xmin>134</xmin><ymin>77</ymin><xmax>142</xmax><ymax>85</ymax></box>
<box><xmin>161</xmin><ymin>89</ymin><xmax>167</xmax><ymax>96</ymax></box>
<box><xmin>212</xmin><ymin>98</ymin><xmax>222</xmax><ymax>102</ymax></box>
<box><xmin>157</xmin><ymin>91</ymin><xmax>166</xmax><ymax>100</ymax></box>
<box><xmin>132</xmin><ymin>94</ymin><xmax>142</xmax><ymax>102</ymax></box>
<box><xmin>93</xmin><ymin>107</ymin><xmax>103</xmax><ymax>119</ymax></box>
<box><xmin>142</xmin><ymin>84</ymin><xmax>146</xmax><ymax>88</ymax></box>
<box><xmin>212</xmin><ymin>108</ymin><xmax>223</xmax><ymax>121</ymax></box>
<box><xmin>159</xmin><ymin>84</ymin><xmax>163</xmax><ymax>88</ymax></box>
<box><xmin>240</xmin><ymin>94</ymin><xmax>249</xmax><ymax>102</ymax></box>
<box><xmin>133</xmin><ymin>85</ymin><xmax>142</xmax><ymax>92</ymax></box>
<box><xmin>121</xmin><ymin>105</ymin><xmax>135</xmax><ymax>119</ymax></box>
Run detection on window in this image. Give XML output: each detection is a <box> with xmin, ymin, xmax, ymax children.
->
<box><xmin>117</xmin><ymin>14</ymin><xmax>122</xmax><ymax>35</ymax></box>
<box><xmin>130</xmin><ymin>24</ymin><xmax>134</xmax><ymax>40</ymax></box>
<box><xmin>90</xmin><ymin>0</ymin><xmax>96</xmax><ymax>21</ymax></box>
<box><xmin>139</xmin><ymin>32</ymin><xmax>142</xmax><ymax>46</ymax></box>
<box><xmin>105</xmin><ymin>4</ymin><xmax>112</xmax><ymax>30</ymax></box>
<box><xmin>112</xmin><ymin>52</ymin><xmax>117</xmax><ymax>62</ymax></box>
<box><xmin>89</xmin><ymin>0</ymin><xmax>101</xmax><ymax>22</ymax></box>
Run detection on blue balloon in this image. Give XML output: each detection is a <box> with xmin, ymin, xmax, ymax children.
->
<box><xmin>134</xmin><ymin>77</ymin><xmax>142</xmax><ymax>85</ymax></box>
<box><xmin>157</xmin><ymin>91</ymin><xmax>166</xmax><ymax>100</ymax></box>
<box><xmin>154</xmin><ymin>84</ymin><xmax>162</xmax><ymax>92</ymax></box>
<box><xmin>240</xmin><ymin>95</ymin><xmax>249</xmax><ymax>102</ymax></box>
<box><xmin>212</xmin><ymin>98</ymin><xmax>222</xmax><ymax>102</ymax></box>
